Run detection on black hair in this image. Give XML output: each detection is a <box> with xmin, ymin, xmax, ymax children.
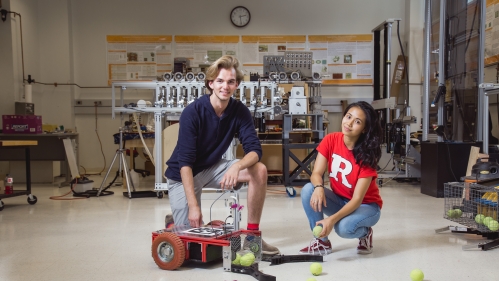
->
<box><xmin>343</xmin><ymin>101</ymin><xmax>382</xmax><ymax>170</ymax></box>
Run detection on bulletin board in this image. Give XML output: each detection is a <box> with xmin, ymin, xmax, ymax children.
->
<box><xmin>240</xmin><ymin>35</ymin><xmax>307</xmax><ymax>74</ymax></box>
<box><xmin>485</xmin><ymin>0</ymin><xmax>499</xmax><ymax>65</ymax></box>
<box><xmin>106</xmin><ymin>35</ymin><xmax>173</xmax><ymax>85</ymax></box>
<box><xmin>309</xmin><ymin>34</ymin><xmax>373</xmax><ymax>85</ymax></box>
<box><xmin>106</xmin><ymin>34</ymin><xmax>373</xmax><ymax>85</ymax></box>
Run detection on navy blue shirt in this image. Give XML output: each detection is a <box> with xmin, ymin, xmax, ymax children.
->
<box><xmin>165</xmin><ymin>94</ymin><xmax>262</xmax><ymax>181</ymax></box>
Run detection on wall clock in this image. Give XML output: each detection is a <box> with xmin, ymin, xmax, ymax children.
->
<box><xmin>230</xmin><ymin>6</ymin><xmax>251</xmax><ymax>28</ymax></box>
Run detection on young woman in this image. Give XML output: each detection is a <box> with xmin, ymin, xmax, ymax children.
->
<box><xmin>299</xmin><ymin>101</ymin><xmax>383</xmax><ymax>255</ymax></box>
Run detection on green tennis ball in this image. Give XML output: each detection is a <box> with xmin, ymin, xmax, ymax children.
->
<box><xmin>240</xmin><ymin>252</ymin><xmax>255</xmax><ymax>266</ymax></box>
<box><xmin>454</xmin><ymin>209</ymin><xmax>462</xmax><ymax>218</ymax></box>
<box><xmin>232</xmin><ymin>253</ymin><xmax>241</xmax><ymax>265</ymax></box>
<box><xmin>446</xmin><ymin>209</ymin><xmax>456</xmax><ymax>218</ymax></box>
<box><xmin>312</xmin><ymin>225</ymin><xmax>323</xmax><ymax>238</ymax></box>
<box><xmin>483</xmin><ymin>216</ymin><xmax>493</xmax><ymax>227</ymax></box>
<box><xmin>475</xmin><ymin>214</ymin><xmax>485</xmax><ymax>224</ymax></box>
<box><xmin>306</xmin><ymin>278</ymin><xmax>317</xmax><ymax>281</ymax></box>
<box><xmin>410</xmin><ymin>269</ymin><xmax>424</xmax><ymax>281</ymax></box>
<box><xmin>310</xmin><ymin>262</ymin><xmax>322</xmax><ymax>276</ymax></box>
<box><xmin>488</xmin><ymin>220</ymin><xmax>499</xmax><ymax>231</ymax></box>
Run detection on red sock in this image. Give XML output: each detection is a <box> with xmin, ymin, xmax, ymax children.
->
<box><xmin>247</xmin><ymin>223</ymin><xmax>259</xmax><ymax>230</ymax></box>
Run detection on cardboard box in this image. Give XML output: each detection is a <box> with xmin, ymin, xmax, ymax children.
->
<box><xmin>2</xmin><ymin>115</ymin><xmax>42</xmax><ymax>134</ymax></box>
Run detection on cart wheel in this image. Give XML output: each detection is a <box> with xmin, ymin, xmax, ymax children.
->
<box><xmin>152</xmin><ymin>232</ymin><xmax>185</xmax><ymax>270</ymax></box>
<box><xmin>286</xmin><ymin>187</ymin><xmax>296</xmax><ymax>197</ymax></box>
<box><xmin>27</xmin><ymin>195</ymin><xmax>38</xmax><ymax>205</ymax></box>
<box><xmin>157</xmin><ymin>192</ymin><xmax>164</xmax><ymax>199</ymax></box>
<box><xmin>207</xmin><ymin>220</ymin><xmax>225</xmax><ymax>227</ymax></box>
<box><xmin>0</xmin><ymin>200</ymin><xmax>4</xmax><ymax>211</ymax></box>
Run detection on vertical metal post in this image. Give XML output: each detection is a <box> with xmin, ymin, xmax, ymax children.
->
<box><xmin>154</xmin><ymin>111</ymin><xmax>164</xmax><ymax>190</ymax></box>
<box><xmin>437</xmin><ymin>0</ymin><xmax>446</xmax><ymax>142</ymax></box>
<box><xmin>477</xmin><ymin>0</ymin><xmax>486</xmax><ymax>142</ymax></box>
<box><xmin>422</xmin><ymin>0</ymin><xmax>431</xmax><ymax>141</ymax></box>
<box><xmin>483</xmin><ymin>93</ymin><xmax>489</xmax><ymax>154</ymax></box>
<box><xmin>386</xmin><ymin>22</ymin><xmax>393</xmax><ymax>123</ymax></box>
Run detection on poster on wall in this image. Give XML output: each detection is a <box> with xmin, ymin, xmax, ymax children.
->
<box><xmin>241</xmin><ymin>35</ymin><xmax>307</xmax><ymax>75</ymax></box>
<box><xmin>309</xmin><ymin>35</ymin><xmax>373</xmax><ymax>85</ymax></box>
<box><xmin>174</xmin><ymin>36</ymin><xmax>239</xmax><ymax>70</ymax></box>
<box><xmin>485</xmin><ymin>0</ymin><xmax>499</xmax><ymax>65</ymax></box>
<box><xmin>106</xmin><ymin>35</ymin><xmax>173</xmax><ymax>85</ymax></box>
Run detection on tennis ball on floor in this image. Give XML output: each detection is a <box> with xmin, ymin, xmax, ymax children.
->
<box><xmin>312</xmin><ymin>225</ymin><xmax>323</xmax><ymax>238</ymax></box>
<box><xmin>306</xmin><ymin>278</ymin><xmax>317</xmax><ymax>281</ymax></box>
<box><xmin>488</xmin><ymin>220</ymin><xmax>499</xmax><ymax>231</ymax></box>
<box><xmin>475</xmin><ymin>214</ymin><xmax>485</xmax><ymax>224</ymax></box>
<box><xmin>454</xmin><ymin>209</ymin><xmax>462</xmax><ymax>218</ymax></box>
<box><xmin>232</xmin><ymin>253</ymin><xmax>241</xmax><ymax>265</ymax></box>
<box><xmin>483</xmin><ymin>216</ymin><xmax>493</xmax><ymax>227</ymax></box>
<box><xmin>446</xmin><ymin>209</ymin><xmax>456</xmax><ymax>218</ymax></box>
<box><xmin>310</xmin><ymin>262</ymin><xmax>322</xmax><ymax>276</ymax></box>
<box><xmin>240</xmin><ymin>252</ymin><xmax>255</xmax><ymax>266</ymax></box>
<box><xmin>410</xmin><ymin>269</ymin><xmax>424</xmax><ymax>281</ymax></box>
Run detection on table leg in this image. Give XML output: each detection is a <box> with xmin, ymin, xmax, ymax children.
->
<box><xmin>25</xmin><ymin>147</ymin><xmax>31</xmax><ymax>194</ymax></box>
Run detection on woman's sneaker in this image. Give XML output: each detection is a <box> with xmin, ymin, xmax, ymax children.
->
<box><xmin>299</xmin><ymin>238</ymin><xmax>332</xmax><ymax>256</ymax></box>
<box><xmin>357</xmin><ymin>227</ymin><xmax>373</xmax><ymax>254</ymax></box>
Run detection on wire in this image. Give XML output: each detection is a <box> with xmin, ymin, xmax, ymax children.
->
<box><xmin>31</xmin><ymin>81</ymin><xmax>110</xmax><ymax>89</ymax></box>
<box><xmin>445</xmin><ymin>143</ymin><xmax>459</xmax><ymax>182</ymax></box>
<box><xmin>377</xmin><ymin>152</ymin><xmax>394</xmax><ymax>173</ymax></box>
<box><xmin>81</xmin><ymin>104</ymin><xmax>107</xmax><ymax>175</ymax></box>
<box><xmin>396</xmin><ymin>20</ymin><xmax>409</xmax><ymax>109</ymax></box>
<box><xmin>49</xmin><ymin>178</ymin><xmax>86</xmax><ymax>201</ymax></box>
<box><xmin>380</xmin><ymin>170</ymin><xmax>402</xmax><ymax>186</ymax></box>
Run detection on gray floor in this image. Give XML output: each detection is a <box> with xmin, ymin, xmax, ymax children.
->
<box><xmin>0</xmin><ymin>176</ymin><xmax>497</xmax><ymax>281</ymax></box>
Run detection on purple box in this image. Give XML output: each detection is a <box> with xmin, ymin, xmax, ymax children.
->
<box><xmin>2</xmin><ymin>115</ymin><xmax>42</xmax><ymax>134</ymax></box>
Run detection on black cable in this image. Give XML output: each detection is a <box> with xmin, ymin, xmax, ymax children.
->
<box><xmin>464</xmin><ymin>2</ymin><xmax>478</xmax><ymax>56</ymax></box>
<box><xmin>32</xmin><ymin>81</ymin><xmax>110</xmax><ymax>89</ymax></box>
<box><xmin>445</xmin><ymin>143</ymin><xmax>458</xmax><ymax>182</ymax></box>
<box><xmin>396</xmin><ymin>20</ymin><xmax>410</xmax><ymax>106</ymax></box>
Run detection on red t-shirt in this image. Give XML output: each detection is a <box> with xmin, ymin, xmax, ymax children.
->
<box><xmin>316</xmin><ymin>132</ymin><xmax>383</xmax><ymax>209</ymax></box>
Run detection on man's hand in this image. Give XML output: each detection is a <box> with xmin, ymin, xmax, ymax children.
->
<box><xmin>188</xmin><ymin>205</ymin><xmax>203</xmax><ymax>228</ymax></box>
<box><xmin>219</xmin><ymin>163</ymin><xmax>241</xmax><ymax>190</ymax></box>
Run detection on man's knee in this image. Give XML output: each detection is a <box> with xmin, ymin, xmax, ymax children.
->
<box><xmin>248</xmin><ymin>162</ymin><xmax>267</xmax><ymax>182</ymax></box>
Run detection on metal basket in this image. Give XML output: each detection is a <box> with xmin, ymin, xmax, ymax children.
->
<box><xmin>444</xmin><ymin>182</ymin><xmax>499</xmax><ymax>233</ymax></box>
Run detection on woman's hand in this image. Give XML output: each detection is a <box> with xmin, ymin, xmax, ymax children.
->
<box><xmin>310</xmin><ymin>187</ymin><xmax>327</xmax><ymax>212</ymax></box>
<box><xmin>315</xmin><ymin>218</ymin><xmax>334</xmax><ymax>239</ymax></box>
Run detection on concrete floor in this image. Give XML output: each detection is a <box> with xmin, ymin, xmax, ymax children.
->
<box><xmin>0</xmin><ymin>176</ymin><xmax>497</xmax><ymax>281</ymax></box>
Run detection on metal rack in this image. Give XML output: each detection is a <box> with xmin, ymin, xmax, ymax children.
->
<box><xmin>110</xmin><ymin>80</ymin><xmax>279</xmax><ymax>191</ymax></box>
<box><xmin>281</xmin><ymin>114</ymin><xmax>324</xmax><ymax>197</ymax></box>
<box><xmin>436</xmin><ymin>182</ymin><xmax>499</xmax><ymax>251</ymax></box>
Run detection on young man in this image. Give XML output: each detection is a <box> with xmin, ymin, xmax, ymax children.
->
<box><xmin>165</xmin><ymin>55</ymin><xmax>279</xmax><ymax>255</ymax></box>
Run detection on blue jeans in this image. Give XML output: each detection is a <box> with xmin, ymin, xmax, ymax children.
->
<box><xmin>301</xmin><ymin>182</ymin><xmax>381</xmax><ymax>240</ymax></box>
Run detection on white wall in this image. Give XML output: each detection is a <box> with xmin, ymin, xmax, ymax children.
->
<box><xmin>2</xmin><ymin>0</ymin><xmax>415</xmax><ymax>172</ymax></box>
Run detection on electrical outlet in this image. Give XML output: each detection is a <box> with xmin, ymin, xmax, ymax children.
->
<box><xmin>94</xmin><ymin>101</ymin><xmax>102</xmax><ymax>106</ymax></box>
<box><xmin>75</xmin><ymin>100</ymin><xmax>82</xmax><ymax>105</ymax></box>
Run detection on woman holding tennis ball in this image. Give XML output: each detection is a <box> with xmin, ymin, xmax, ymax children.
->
<box><xmin>299</xmin><ymin>101</ymin><xmax>383</xmax><ymax>255</ymax></box>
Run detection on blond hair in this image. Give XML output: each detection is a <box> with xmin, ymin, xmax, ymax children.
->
<box><xmin>204</xmin><ymin>55</ymin><xmax>244</xmax><ymax>93</ymax></box>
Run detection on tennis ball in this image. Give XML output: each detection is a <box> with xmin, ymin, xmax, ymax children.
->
<box><xmin>475</xmin><ymin>214</ymin><xmax>485</xmax><ymax>224</ymax></box>
<box><xmin>454</xmin><ymin>209</ymin><xmax>462</xmax><ymax>218</ymax></box>
<box><xmin>446</xmin><ymin>209</ymin><xmax>456</xmax><ymax>218</ymax></box>
<box><xmin>313</xmin><ymin>225</ymin><xmax>323</xmax><ymax>238</ymax></box>
<box><xmin>483</xmin><ymin>216</ymin><xmax>493</xmax><ymax>227</ymax></box>
<box><xmin>306</xmin><ymin>278</ymin><xmax>317</xmax><ymax>281</ymax></box>
<box><xmin>310</xmin><ymin>262</ymin><xmax>322</xmax><ymax>276</ymax></box>
<box><xmin>410</xmin><ymin>269</ymin><xmax>424</xmax><ymax>281</ymax></box>
<box><xmin>488</xmin><ymin>220</ymin><xmax>499</xmax><ymax>231</ymax></box>
<box><xmin>232</xmin><ymin>253</ymin><xmax>241</xmax><ymax>265</ymax></box>
<box><xmin>240</xmin><ymin>252</ymin><xmax>255</xmax><ymax>266</ymax></box>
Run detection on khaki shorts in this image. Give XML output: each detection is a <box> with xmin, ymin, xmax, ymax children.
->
<box><xmin>167</xmin><ymin>159</ymin><xmax>239</xmax><ymax>227</ymax></box>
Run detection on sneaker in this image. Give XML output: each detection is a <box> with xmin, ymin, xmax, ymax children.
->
<box><xmin>261</xmin><ymin>239</ymin><xmax>280</xmax><ymax>255</ymax></box>
<box><xmin>165</xmin><ymin>214</ymin><xmax>174</xmax><ymax>229</ymax></box>
<box><xmin>357</xmin><ymin>227</ymin><xmax>373</xmax><ymax>254</ymax></box>
<box><xmin>299</xmin><ymin>238</ymin><xmax>332</xmax><ymax>256</ymax></box>
<box><xmin>243</xmin><ymin>237</ymin><xmax>281</xmax><ymax>255</ymax></box>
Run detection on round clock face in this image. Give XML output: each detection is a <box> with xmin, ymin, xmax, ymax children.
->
<box><xmin>230</xmin><ymin>6</ymin><xmax>251</xmax><ymax>27</ymax></box>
